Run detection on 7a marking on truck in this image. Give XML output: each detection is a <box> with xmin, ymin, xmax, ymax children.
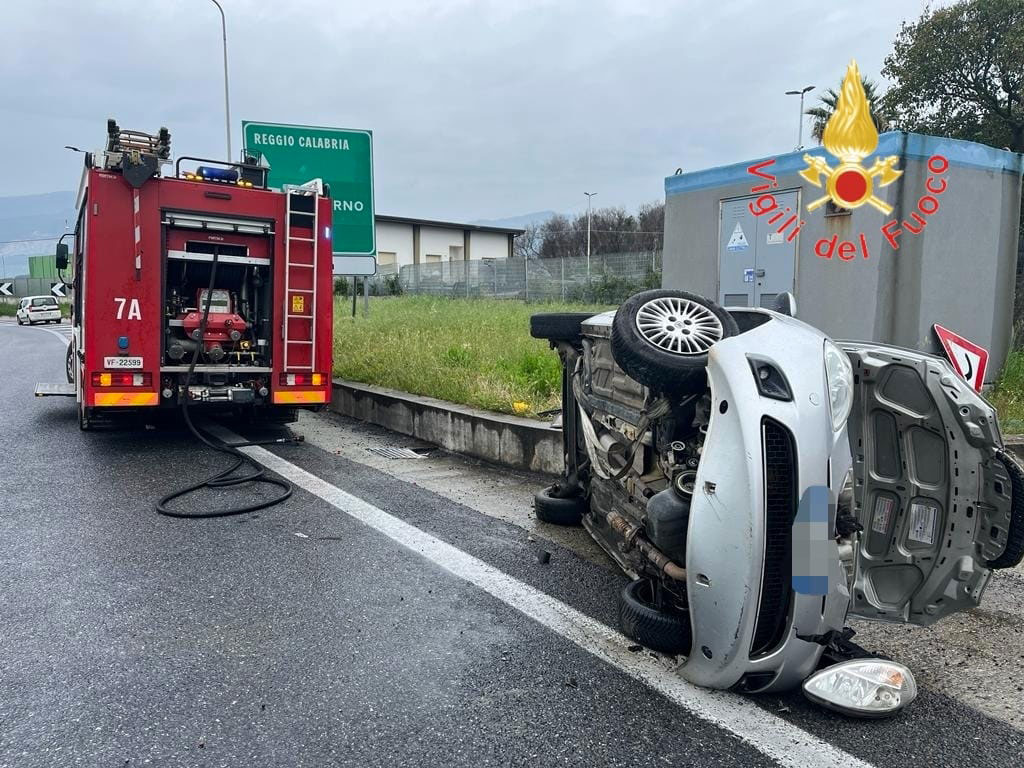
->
<box><xmin>114</xmin><ymin>297</ymin><xmax>142</xmax><ymax>320</ymax></box>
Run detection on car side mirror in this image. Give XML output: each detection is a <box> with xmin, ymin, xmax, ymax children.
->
<box><xmin>55</xmin><ymin>243</ymin><xmax>69</xmax><ymax>270</ymax></box>
<box><xmin>772</xmin><ymin>291</ymin><xmax>797</xmax><ymax>317</ymax></box>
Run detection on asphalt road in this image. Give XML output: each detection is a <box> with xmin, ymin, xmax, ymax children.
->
<box><xmin>1</xmin><ymin>320</ymin><xmax>1023</xmax><ymax>768</ymax></box>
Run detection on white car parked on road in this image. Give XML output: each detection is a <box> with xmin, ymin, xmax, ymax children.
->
<box><xmin>16</xmin><ymin>295</ymin><xmax>62</xmax><ymax>325</ymax></box>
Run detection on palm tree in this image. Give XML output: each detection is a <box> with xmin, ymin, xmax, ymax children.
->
<box><xmin>806</xmin><ymin>77</ymin><xmax>891</xmax><ymax>143</ymax></box>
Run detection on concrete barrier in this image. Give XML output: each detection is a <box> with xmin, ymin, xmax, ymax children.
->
<box><xmin>329</xmin><ymin>377</ymin><xmax>1024</xmax><ymax>478</ymax></box>
<box><xmin>330</xmin><ymin>379</ymin><xmax>563</xmax><ymax>475</ymax></box>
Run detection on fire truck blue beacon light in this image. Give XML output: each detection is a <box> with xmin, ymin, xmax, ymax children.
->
<box><xmin>196</xmin><ymin>166</ymin><xmax>239</xmax><ymax>183</ymax></box>
<box><xmin>118</xmin><ymin>336</ymin><xmax>129</xmax><ymax>350</ymax></box>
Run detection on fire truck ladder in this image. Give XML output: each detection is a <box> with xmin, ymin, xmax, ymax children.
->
<box><xmin>282</xmin><ymin>181</ymin><xmax>323</xmax><ymax>372</ymax></box>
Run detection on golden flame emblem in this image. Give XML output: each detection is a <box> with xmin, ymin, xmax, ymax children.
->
<box><xmin>800</xmin><ymin>60</ymin><xmax>901</xmax><ymax>214</ymax></box>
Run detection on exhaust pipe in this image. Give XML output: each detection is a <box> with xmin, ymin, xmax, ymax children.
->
<box><xmin>606</xmin><ymin>510</ymin><xmax>687</xmax><ymax>581</ymax></box>
<box><xmin>598</xmin><ymin>431</ymin><xmax>628</xmax><ymax>471</ymax></box>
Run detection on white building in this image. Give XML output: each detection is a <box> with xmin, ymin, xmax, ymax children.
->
<box><xmin>374</xmin><ymin>215</ymin><xmax>523</xmax><ymax>275</ymax></box>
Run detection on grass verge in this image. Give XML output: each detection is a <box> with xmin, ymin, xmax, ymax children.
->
<box><xmin>332</xmin><ymin>296</ymin><xmax>611</xmax><ymax>416</ymax></box>
<box><xmin>989</xmin><ymin>349</ymin><xmax>1024</xmax><ymax>434</ymax></box>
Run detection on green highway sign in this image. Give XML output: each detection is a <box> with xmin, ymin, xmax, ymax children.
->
<box><xmin>241</xmin><ymin>121</ymin><xmax>375</xmax><ymax>255</ymax></box>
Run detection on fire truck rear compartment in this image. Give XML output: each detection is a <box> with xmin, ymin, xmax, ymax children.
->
<box><xmin>162</xmin><ymin>237</ymin><xmax>275</xmax><ymax>405</ymax></box>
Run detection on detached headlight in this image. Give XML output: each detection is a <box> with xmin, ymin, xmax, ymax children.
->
<box><xmin>823</xmin><ymin>340</ymin><xmax>854</xmax><ymax>432</ymax></box>
<box><xmin>802</xmin><ymin>659</ymin><xmax>917</xmax><ymax>718</ymax></box>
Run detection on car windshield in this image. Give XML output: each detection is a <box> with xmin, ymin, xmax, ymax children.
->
<box><xmin>31</xmin><ymin>298</ymin><xmax>57</xmax><ymax>307</ymax></box>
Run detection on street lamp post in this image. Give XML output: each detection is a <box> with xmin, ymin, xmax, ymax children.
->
<box><xmin>209</xmin><ymin>0</ymin><xmax>232</xmax><ymax>160</ymax></box>
<box><xmin>785</xmin><ymin>85</ymin><xmax>814</xmax><ymax>150</ymax></box>
<box><xmin>584</xmin><ymin>191</ymin><xmax>597</xmax><ymax>284</ymax></box>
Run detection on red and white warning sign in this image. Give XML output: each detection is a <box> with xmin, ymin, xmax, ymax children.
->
<box><xmin>933</xmin><ymin>324</ymin><xmax>988</xmax><ymax>393</ymax></box>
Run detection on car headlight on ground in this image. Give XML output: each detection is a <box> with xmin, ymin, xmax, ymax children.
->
<box><xmin>802</xmin><ymin>659</ymin><xmax>917</xmax><ymax>717</ymax></box>
<box><xmin>824</xmin><ymin>340</ymin><xmax>854</xmax><ymax>432</ymax></box>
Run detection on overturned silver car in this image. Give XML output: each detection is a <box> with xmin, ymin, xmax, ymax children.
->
<box><xmin>531</xmin><ymin>289</ymin><xmax>1023</xmax><ymax>716</ymax></box>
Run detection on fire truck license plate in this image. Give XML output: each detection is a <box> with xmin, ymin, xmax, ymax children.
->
<box><xmin>104</xmin><ymin>356</ymin><xmax>144</xmax><ymax>369</ymax></box>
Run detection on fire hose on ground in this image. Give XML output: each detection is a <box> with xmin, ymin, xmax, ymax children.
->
<box><xmin>156</xmin><ymin>250</ymin><xmax>301</xmax><ymax>519</ymax></box>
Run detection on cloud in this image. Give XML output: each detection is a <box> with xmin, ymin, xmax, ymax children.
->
<box><xmin>0</xmin><ymin>0</ymin><xmax>922</xmax><ymax>221</ymax></box>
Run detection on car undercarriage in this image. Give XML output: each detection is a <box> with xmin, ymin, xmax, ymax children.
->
<box><xmin>530</xmin><ymin>289</ymin><xmax>1024</xmax><ymax>715</ymax></box>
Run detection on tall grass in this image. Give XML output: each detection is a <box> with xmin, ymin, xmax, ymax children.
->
<box><xmin>989</xmin><ymin>349</ymin><xmax>1024</xmax><ymax>434</ymax></box>
<box><xmin>332</xmin><ymin>296</ymin><xmax>611</xmax><ymax>416</ymax></box>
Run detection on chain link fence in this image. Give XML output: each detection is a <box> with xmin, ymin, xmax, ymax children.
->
<box><xmin>360</xmin><ymin>251</ymin><xmax>662</xmax><ymax>303</ymax></box>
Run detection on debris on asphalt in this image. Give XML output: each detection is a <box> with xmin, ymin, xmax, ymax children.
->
<box><xmin>628</xmin><ymin>644</ymin><xmax>643</xmax><ymax>653</ymax></box>
<box><xmin>537</xmin><ymin>550</ymin><xmax>551</xmax><ymax>564</ymax></box>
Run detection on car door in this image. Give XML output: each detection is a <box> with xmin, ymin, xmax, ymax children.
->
<box><xmin>839</xmin><ymin>341</ymin><xmax>1014</xmax><ymax>626</ymax></box>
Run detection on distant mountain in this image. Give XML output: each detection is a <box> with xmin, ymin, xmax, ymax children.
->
<box><xmin>471</xmin><ymin>210</ymin><xmax>556</xmax><ymax>230</ymax></box>
<box><xmin>0</xmin><ymin>191</ymin><xmax>76</xmax><ymax>277</ymax></box>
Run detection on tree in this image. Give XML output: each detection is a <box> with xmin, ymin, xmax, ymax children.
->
<box><xmin>513</xmin><ymin>222</ymin><xmax>543</xmax><ymax>260</ymax></box>
<box><xmin>806</xmin><ymin>77</ymin><xmax>891</xmax><ymax>143</ymax></box>
<box><xmin>881</xmin><ymin>0</ymin><xmax>1024</xmax><ymax>151</ymax></box>
<box><xmin>531</xmin><ymin>204</ymin><xmax>664</xmax><ymax>260</ymax></box>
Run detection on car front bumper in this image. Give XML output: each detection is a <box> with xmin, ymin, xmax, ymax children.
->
<box><xmin>681</xmin><ymin>312</ymin><xmax>853</xmax><ymax>693</ymax></box>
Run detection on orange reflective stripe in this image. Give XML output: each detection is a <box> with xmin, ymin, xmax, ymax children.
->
<box><xmin>93</xmin><ymin>392</ymin><xmax>159</xmax><ymax>407</ymax></box>
<box><xmin>272</xmin><ymin>390</ymin><xmax>327</xmax><ymax>404</ymax></box>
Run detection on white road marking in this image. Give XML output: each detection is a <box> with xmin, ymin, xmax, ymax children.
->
<box><xmin>231</xmin><ymin>437</ymin><xmax>875</xmax><ymax>768</ymax></box>
<box><xmin>0</xmin><ymin>320</ymin><xmax>70</xmax><ymax>345</ymax></box>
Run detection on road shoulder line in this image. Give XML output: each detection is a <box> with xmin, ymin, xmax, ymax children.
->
<box><xmin>230</xmin><ymin>433</ymin><xmax>875</xmax><ymax>768</ymax></box>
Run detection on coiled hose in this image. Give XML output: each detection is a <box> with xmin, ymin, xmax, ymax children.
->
<box><xmin>156</xmin><ymin>250</ymin><xmax>297</xmax><ymax>518</ymax></box>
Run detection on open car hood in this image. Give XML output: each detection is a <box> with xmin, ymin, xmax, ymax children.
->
<box><xmin>839</xmin><ymin>341</ymin><xmax>1012</xmax><ymax>625</ymax></box>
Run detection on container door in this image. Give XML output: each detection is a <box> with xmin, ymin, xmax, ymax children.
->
<box><xmin>752</xmin><ymin>190</ymin><xmax>798</xmax><ymax>309</ymax></box>
<box><xmin>718</xmin><ymin>198</ymin><xmax>757</xmax><ymax>307</ymax></box>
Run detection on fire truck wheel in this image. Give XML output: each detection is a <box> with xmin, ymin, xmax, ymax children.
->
<box><xmin>65</xmin><ymin>344</ymin><xmax>75</xmax><ymax>384</ymax></box>
<box><xmin>78</xmin><ymin>402</ymin><xmax>93</xmax><ymax>431</ymax></box>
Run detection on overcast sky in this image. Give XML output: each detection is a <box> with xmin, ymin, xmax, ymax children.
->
<box><xmin>0</xmin><ymin>0</ymin><xmax>932</xmax><ymax>221</ymax></box>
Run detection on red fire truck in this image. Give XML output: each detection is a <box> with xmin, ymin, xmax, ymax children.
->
<box><xmin>38</xmin><ymin>121</ymin><xmax>333</xmax><ymax>429</ymax></box>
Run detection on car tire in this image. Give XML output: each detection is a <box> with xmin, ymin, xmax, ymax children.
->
<box><xmin>988</xmin><ymin>453</ymin><xmax>1024</xmax><ymax>569</ymax></box>
<box><xmin>16</xmin><ymin>316</ymin><xmax>23</xmax><ymax>325</ymax></box>
<box><xmin>618</xmin><ymin>578</ymin><xmax>692</xmax><ymax>655</ymax></box>
<box><xmin>65</xmin><ymin>343</ymin><xmax>75</xmax><ymax>384</ymax></box>
<box><xmin>530</xmin><ymin>312</ymin><xmax>595</xmax><ymax>344</ymax></box>
<box><xmin>534</xmin><ymin>484</ymin><xmax>587</xmax><ymax>526</ymax></box>
<box><xmin>611</xmin><ymin>289</ymin><xmax>739</xmax><ymax>393</ymax></box>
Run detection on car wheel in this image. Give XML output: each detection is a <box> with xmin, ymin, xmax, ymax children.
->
<box><xmin>534</xmin><ymin>484</ymin><xmax>587</xmax><ymax>526</ymax></box>
<box><xmin>618</xmin><ymin>578</ymin><xmax>692</xmax><ymax>655</ymax></box>
<box><xmin>611</xmin><ymin>289</ymin><xmax>739</xmax><ymax>393</ymax></box>
<box><xmin>16</xmin><ymin>315</ymin><xmax>23</xmax><ymax>325</ymax></box>
<box><xmin>529</xmin><ymin>313</ymin><xmax>596</xmax><ymax>344</ymax></box>
<box><xmin>988</xmin><ymin>453</ymin><xmax>1024</xmax><ymax>569</ymax></box>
